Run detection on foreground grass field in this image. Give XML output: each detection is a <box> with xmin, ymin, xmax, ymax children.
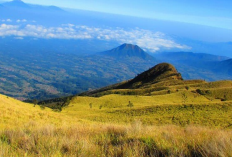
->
<box><xmin>2</xmin><ymin>120</ymin><xmax>232</xmax><ymax>156</ymax></box>
<box><xmin>1</xmin><ymin>92</ymin><xmax>232</xmax><ymax>156</ymax></box>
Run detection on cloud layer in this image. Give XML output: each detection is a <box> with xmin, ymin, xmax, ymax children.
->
<box><xmin>0</xmin><ymin>19</ymin><xmax>190</xmax><ymax>52</ymax></box>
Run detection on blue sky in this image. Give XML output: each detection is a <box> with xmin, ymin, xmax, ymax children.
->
<box><xmin>0</xmin><ymin>0</ymin><xmax>232</xmax><ymax>55</ymax></box>
<box><xmin>1</xmin><ymin>0</ymin><xmax>232</xmax><ymax>30</ymax></box>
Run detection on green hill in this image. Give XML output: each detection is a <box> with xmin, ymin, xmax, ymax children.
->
<box><xmin>80</xmin><ymin>63</ymin><xmax>199</xmax><ymax>96</ymax></box>
<box><xmin>2</xmin><ymin>62</ymin><xmax>232</xmax><ymax>156</ymax></box>
<box><xmin>39</xmin><ymin>62</ymin><xmax>232</xmax><ymax>129</ymax></box>
<box><xmin>79</xmin><ymin>63</ymin><xmax>232</xmax><ymax>103</ymax></box>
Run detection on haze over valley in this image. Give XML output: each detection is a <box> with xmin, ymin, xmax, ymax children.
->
<box><xmin>0</xmin><ymin>0</ymin><xmax>232</xmax><ymax>100</ymax></box>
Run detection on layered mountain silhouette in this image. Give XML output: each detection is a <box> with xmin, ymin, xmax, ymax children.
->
<box><xmin>2</xmin><ymin>0</ymin><xmax>30</xmax><ymax>8</ymax></box>
<box><xmin>2</xmin><ymin>0</ymin><xmax>65</xmax><ymax>12</ymax></box>
<box><xmin>0</xmin><ymin>0</ymin><xmax>66</xmax><ymax>22</ymax></box>
<box><xmin>47</xmin><ymin>6</ymin><xmax>64</xmax><ymax>12</ymax></box>
<box><xmin>210</xmin><ymin>59</ymin><xmax>232</xmax><ymax>75</ymax></box>
<box><xmin>220</xmin><ymin>59</ymin><xmax>232</xmax><ymax>67</ymax></box>
<box><xmin>153</xmin><ymin>51</ymin><xmax>232</xmax><ymax>80</ymax></box>
<box><xmin>154</xmin><ymin>52</ymin><xmax>229</xmax><ymax>63</ymax></box>
<box><xmin>99</xmin><ymin>43</ymin><xmax>154</xmax><ymax>60</ymax></box>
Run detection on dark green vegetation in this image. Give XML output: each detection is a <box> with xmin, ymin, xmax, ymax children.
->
<box><xmin>38</xmin><ymin>96</ymin><xmax>72</xmax><ymax>112</ymax></box>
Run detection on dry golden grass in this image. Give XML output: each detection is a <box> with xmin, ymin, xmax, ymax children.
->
<box><xmin>1</xmin><ymin>120</ymin><xmax>232</xmax><ymax>156</ymax></box>
<box><xmin>1</xmin><ymin>89</ymin><xmax>232</xmax><ymax>156</ymax></box>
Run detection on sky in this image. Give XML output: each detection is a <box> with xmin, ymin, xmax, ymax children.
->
<box><xmin>1</xmin><ymin>0</ymin><xmax>231</xmax><ymax>30</ymax></box>
<box><xmin>0</xmin><ymin>0</ymin><xmax>232</xmax><ymax>53</ymax></box>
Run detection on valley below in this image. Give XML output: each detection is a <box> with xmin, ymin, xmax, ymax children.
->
<box><xmin>1</xmin><ymin>42</ymin><xmax>232</xmax><ymax>101</ymax></box>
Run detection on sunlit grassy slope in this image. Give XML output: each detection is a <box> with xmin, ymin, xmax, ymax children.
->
<box><xmin>0</xmin><ymin>94</ymin><xmax>78</xmax><ymax>129</ymax></box>
<box><xmin>64</xmin><ymin>89</ymin><xmax>232</xmax><ymax>127</ymax></box>
<box><xmin>2</xmin><ymin>63</ymin><xmax>232</xmax><ymax>156</ymax></box>
<box><xmin>1</xmin><ymin>93</ymin><xmax>232</xmax><ymax>156</ymax></box>
<box><xmin>65</xmin><ymin>64</ymin><xmax>232</xmax><ymax>127</ymax></box>
<box><xmin>1</xmin><ymin>91</ymin><xmax>232</xmax><ymax>156</ymax></box>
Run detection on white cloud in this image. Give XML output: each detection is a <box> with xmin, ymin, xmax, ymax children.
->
<box><xmin>14</xmin><ymin>37</ymin><xmax>24</xmax><ymax>40</ymax></box>
<box><xmin>0</xmin><ymin>23</ymin><xmax>190</xmax><ymax>52</ymax></box>
<box><xmin>6</xmin><ymin>19</ymin><xmax>12</xmax><ymax>22</ymax></box>
<box><xmin>16</xmin><ymin>19</ymin><xmax>27</xmax><ymax>23</ymax></box>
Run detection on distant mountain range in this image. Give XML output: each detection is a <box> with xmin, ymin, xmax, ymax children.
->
<box><xmin>154</xmin><ymin>51</ymin><xmax>232</xmax><ymax>80</ymax></box>
<box><xmin>210</xmin><ymin>59</ymin><xmax>232</xmax><ymax>75</ymax></box>
<box><xmin>0</xmin><ymin>0</ymin><xmax>67</xmax><ymax>25</ymax></box>
<box><xmin>99</xmin><ymin>43</ymin><xmax>154</xmax><ymax>60</ymax></box>
<box><xmin>1</xmin><ymin>0</ymin><xmax>232</xmax><ymax>57</ymax></box>
<box><xmin>0</xmin><ymin>42</ymin><xmax>232</xmax><ymax>100</ymax></box>
<box><xmin>3</xmin><ymin>0</ymin><xmax>29</xmax><ymax>8</ymax></box>
<box><xmin>154</xmin><ymin>52</ymin><xmax>229</xmax><ymax>63</ymax></box>
<box><xmin>1</xmin><ymin>0</ymin><xmax>65</xmax><ymax>11</ymax></box>
<box><xmin>1</xmin><ymin>1</ymin><xmax>232</xmax><ymax>100</ymax></box>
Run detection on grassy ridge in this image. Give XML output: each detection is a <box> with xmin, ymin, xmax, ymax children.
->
<box><xmin>2</xmin><ymin>78</ymin><xmax>232</xmax><ymax>156</ymax></box>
